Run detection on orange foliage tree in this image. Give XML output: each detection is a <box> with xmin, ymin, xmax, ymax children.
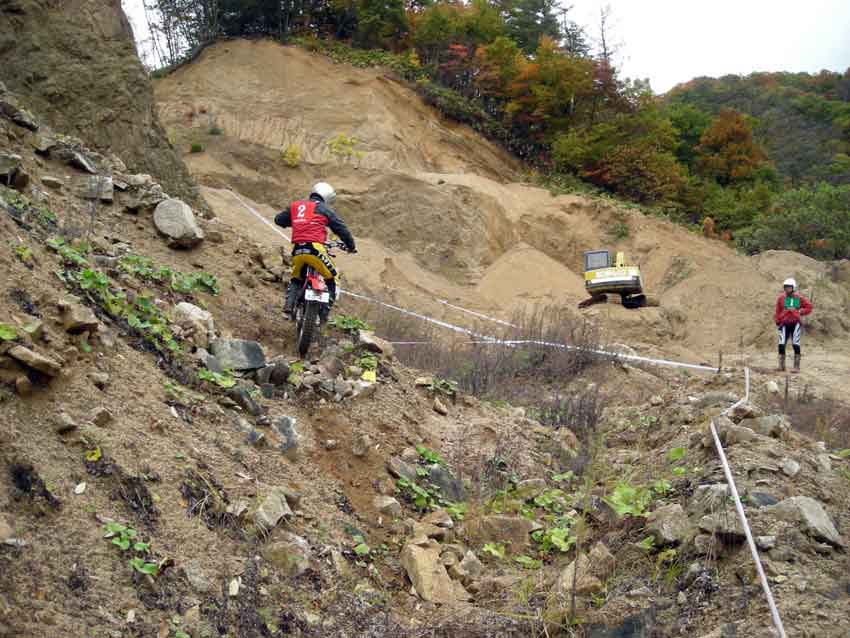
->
<box><xmin>695</xmin><ymin>108</ymin><xmax>768</xmax><ymax>185</ymax></box>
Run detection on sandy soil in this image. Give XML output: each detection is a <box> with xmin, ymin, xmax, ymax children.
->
<box><xmin>154</xmin><ymin>39</ymin><xmax>850</xmax><ymax>397</ymax></box>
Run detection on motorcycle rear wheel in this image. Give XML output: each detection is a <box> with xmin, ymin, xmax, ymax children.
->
<box><xmin>296</xmin><ymin>300</ymin><xmax>320</xmax><ymax>357</ymax></box>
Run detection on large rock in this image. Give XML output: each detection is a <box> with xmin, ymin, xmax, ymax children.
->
<box><xmin>272</xmin><ymin>416</ymin><xmax>299</xmax><ymax>458</ymax></box>
<box><xmin>448</xmin><ymin>550</ymin><xmax>484</xmax><ymax>585</ymax></box>
<box><xmin>400</xmin><ymin>538</ymin><xmax>468</xmax><ymax>603</ymax></box>
<box><xmin>374</xmin><ymin>495</ymin><xmax>403</xmax><ymax>518</ymax></box>
<box><xmin>466</xmin><ymin>515</ymin><xmax>537</xmax><ymax>554</ymax></box>
<box><xmin>266</xmin><ymin>357</ymin><xmax>291</xmax><ymax>386</ymax></box>
<box><xmin>727</xmin><ymin>402</ymin><xmax>764</xmax><ymax>422</ymax></box>
<box><xmin>263</xmin><ymin>532</ymin><xmax>312</xmax><ymax>577</ymax></box>
<box><xmin>182</xmin><ymin>560</ymin><xmax>213</xmax><ymax>594</ymax></box>
<box><xmin>254</xmin><ymin>489</ymin><xmax>293</xmax><ymax>531</ymax></box>
<box><xmin>173</xmin><ymin>302</ymin><xmax>215</xmax><ymax>348</ymax></box>
<box><xmin>358</xmin><ymin>330</ymin><xmax>394</xmax><ymax>358</ymax></box>
<box><xmin>0</xmin><ymin>153</ymin><xmax>29</xmax><ymax>190</ymax></box>
<box><xmin>226</xmin><ymin>385</ymin><xmax>261</xmax><ymax>416</ymax></box>
<box><xmin>554</xmin><ymin>542</ymin><xmax>615</xmax><ymax>596</ymax></box>
<box><xmin>769</xmin><ymin>497</ymin><xmax>843</xmax><ymax>548</ymax></box>
<box><xmin>77</xmin><ymin>175</ymin><xmax>114</xmax><ymax>202</ymax></box>
<box><xmin>646</xmin><ymin>503</ymin><xmax>690</xmax><ymax>545</ymax></box>
<box><xmin>744</xmin><ymin>414</ymin><xmax>789</xmax><ymax>438</ymax></box>
<box><xmin>585</xmin><ymin>611</ymin><xmax>655</xmax><ymax>638</ymax></box>
<box><xmin>8</xmin><ymin>345</ymin><xmax>62</xmax><ymax>377</ymax></box>
<box><xmin>0</xmin><ymin>94</ymin><xmax>38</xmax><ymax>130</ymax></box>
<box><xmin>54</xmin><ymin>145</ymin><xmax>98</xmax><ymax>174</ymax></box>
<box><xmin>698</xmin><ymin>512</ymin><xmax>745</xmax><ymax>542</ymax></box>
<box><xmin>688</xmin><ymin>484</ymin><xmax>730</xmax><ymax>517</ymax></box>
<box><xmin>386</xmin><ymin>457</ymin><xmax>418</xmax><ymax>482</ymax></box>
<box><xmin>428</xmin><ymin>464</ymin><xmax>465</xmax><ymax>502</ymax></box>
<box><xmin>154</xmin><ymin>199</ymin><xmax>204</xmax><ymax>248</ymax></box>
<box><xmin>59</xmin><ymin>300</ymin><xmax>99</xmax><ymax>334</ymax></box>
<box><xmin>210</xmin><ymin>339</ymin><xmax>266</xmax><ymax>371</ymax></box>
<box><xmin>0</xmin><ymin>515</ymin><xmax>15</xmax><ymax>544</ymax></box>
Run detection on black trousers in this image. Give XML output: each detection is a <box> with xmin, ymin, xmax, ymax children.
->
<box><xmin>777</xmin><ymin>323</ymin><xmax>801</xmax><ymax>356</ymax></box>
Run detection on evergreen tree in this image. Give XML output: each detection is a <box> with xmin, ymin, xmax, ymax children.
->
<box><xmin>501</xmin><ymin>0</ymin><xmax>561</xmax><ymax>55</ymax></box>
<box><xmin>354</xmin><ymin>0</ymin><xmax>408</xmax><ymax>48</ymax></box>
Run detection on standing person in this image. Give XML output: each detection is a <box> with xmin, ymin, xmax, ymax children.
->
<box><xmin>774</xmin><ymin>278</ymin><xmax>813</xmax><ymax>373</ymax></box>
<box><xmin>274</xmin><ymin>181</ymin><xmax>356</xmax><ymax>321</ymax></box>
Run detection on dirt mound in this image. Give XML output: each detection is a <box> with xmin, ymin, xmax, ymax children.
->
<box><xmin>0</xmin><ymin>0</ymin><xmax>200</xmax><ymax>206</ymax></box>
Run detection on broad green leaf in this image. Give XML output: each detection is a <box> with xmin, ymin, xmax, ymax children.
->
<box><xmin>667</xmin><ymin>447</ymin><xmax>687</xmax><ymax>462</ymax></box>
<box><xmin>0</xmin><ymin>324</ymin><xmax>17</xmax><ymax>341</ymax></box>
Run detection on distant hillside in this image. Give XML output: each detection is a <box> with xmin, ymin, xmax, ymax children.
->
<box><xmin>666</xmin><ymin>70</ymin><xmax>850</xmax><ymax>185</ymax></box>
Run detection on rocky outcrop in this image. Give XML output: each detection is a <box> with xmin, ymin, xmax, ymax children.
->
<box><xmin>400</xmin><ymin>537</ymin><xmax>469</xmax><ymax>604</ymax></box>
<box><xmin>0</xmin><ymin>0</ymin><xmax>203</xmax><ymax>207</ymax></box>
<box><xmin>465</xmin><ymin>515</ymin><xmax>538</xmax><ymax>554</ymax></box>
<box><xmin>769</xmin><ymin>496</ymin><xmax>844</xmax><ymax>548</ymax></box>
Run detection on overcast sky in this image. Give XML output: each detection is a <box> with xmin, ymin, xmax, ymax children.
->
<box><xmin>122</xmin><ymin>0</ymin><xmax>850</xmax><ymax>93</ymax></box>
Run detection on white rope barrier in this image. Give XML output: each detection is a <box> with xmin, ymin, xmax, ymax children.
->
<box><xmin>710</xmin><ymin>368</ymin><xmax>787</xmax><ymax>638</ymax></box>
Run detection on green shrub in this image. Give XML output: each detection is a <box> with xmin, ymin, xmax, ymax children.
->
<box><xmin>190</xmin><ymin>143</ymin><xmax>204</xmax><ymax>153</ymax></box>
<box><xmin>737</xmin><ymin>183</ymin><xmax>850</xmax><ymax>259</ymax></box>
<box><xmin>281</xmin><ymin>144</ymin><xmax>302</xmax><ymax>168</ymax></box>
<box><xmin>604</xmin><ymin>482</ymin><xmax>653</xmax><ymax>518</ymax></box>
<box><xmin>327</xmin><ymin>134</ymin><xmax>363</xmax><ymax>161</ymax></box>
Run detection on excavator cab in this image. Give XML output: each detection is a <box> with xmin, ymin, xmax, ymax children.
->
<box><xmin>580</xmin><ymin>250</ymin><xmax>649</xmax><ymax>309</ymax></box>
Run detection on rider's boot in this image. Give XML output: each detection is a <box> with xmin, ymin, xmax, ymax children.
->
<box><xmin>791</xmin><ymin>353</ymin><xmax>801</xmax><ymax>374</ymax></box>
<box><xmin>283</xmin><ymin>279</ymin><xmax>300</xmax><ymax>319</ymax></box>
<box><xmin>320</xmin><ymin>281</ymin><xmax>337</xmax><ymax>324</ymax></box>
<box><xmin>776</xmin><ymin>353</ymin><xmax>786</xmax><ymax>372</ymax></box>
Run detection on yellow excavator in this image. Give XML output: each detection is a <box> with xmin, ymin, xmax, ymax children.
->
<box><xmin>579</xmin><ymin>250</ymin><xmax>655</xmax><ymax>309</ymax></box>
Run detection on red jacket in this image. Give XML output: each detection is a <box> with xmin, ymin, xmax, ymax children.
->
<box><xmin>274</xmin><ymin>197</ymin><xmax>355</xmax><ymax>250</ymax></box>
<box><xmin>774</xmin><ymin>293</ymin><xmax>812</xmax><ymax>326</ymax></box>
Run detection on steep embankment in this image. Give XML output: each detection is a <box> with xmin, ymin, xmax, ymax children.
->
<box><xmin>0</xmin><ymin>0</ymin><xmax>202</xmax><ymax>205</ymax></box>
<box><xmin>154</xmin><ymin>40</ymin><xmax>850</xmax><ymax>382</ymax></box>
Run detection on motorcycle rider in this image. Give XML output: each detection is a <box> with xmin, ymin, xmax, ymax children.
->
<box><xmin>774</xmin><ymin>277</ymin><xmax>813</xmax><ymax>373</ymax></box>
<box><xmin>275</xmin><ymin>181</ymin><xmax>356</xmax><ymax>321</ymax></box>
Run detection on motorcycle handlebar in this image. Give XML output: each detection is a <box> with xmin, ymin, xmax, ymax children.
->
<box><xmin>325</xmin><ymin>241</ymin><xmax>355</xmax><ymax>253</ymax></box>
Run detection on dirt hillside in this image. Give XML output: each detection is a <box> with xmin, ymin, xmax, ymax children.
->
<box><xmin>2</xmin><ymin>29</ymin><xmax>850</xmax><ymax>638</ymax></box>
<box><xmin>154</xmin><ymin>39</ymin><xmax>850</xmax><ymax>393</ymax></box>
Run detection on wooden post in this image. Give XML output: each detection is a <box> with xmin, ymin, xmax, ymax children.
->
<box><xmin>784</xmin><ymin>377</ymin><xmax>789</xmax><ymax>412</ymax></box>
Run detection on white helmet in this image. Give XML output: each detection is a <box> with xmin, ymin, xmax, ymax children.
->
<box><xmin>783</xmin><ymin>278</ymin><xmax>796</xmax><ymax>290</ymax></box>
<box><xmin>310</xmin><ymin>181</ymin><xmax>336</xmax><ymax>205</ymax></box>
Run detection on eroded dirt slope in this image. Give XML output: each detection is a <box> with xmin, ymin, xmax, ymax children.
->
<box><xmin>154</xmin><ymin>39</ymin><xmax>850</xmax><ymax>387</ymax></box>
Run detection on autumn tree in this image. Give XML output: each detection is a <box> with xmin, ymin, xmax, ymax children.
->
<box><xmin>506</xmin><ymin>37</ymin><xmax>594</xmax><ymax>143</ymax></box>
<box><xmin>553</xmin><ymin>101</ymin><xmax>684</xmax><ymax>202</ymax></box>
<box><xmin>474</xmin><ymin>36</ymin><xmax>523</xmax><ymax>100</ymax></box>
<box><xmin>695</xmin><ymin>108</ymin><xmax>768</xmax><ymax>185</ymax></box>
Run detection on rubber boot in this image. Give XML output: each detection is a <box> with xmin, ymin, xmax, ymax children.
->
<box><xmin>776</xmin><ymin>353</ymin><xmax>786</xmax><ymax>372</ymax></box>
<box><xmin>283</xmin><ymin>280</ymin><xmax>299</xmax><ymax>318</ymax></box>
<box><xmin>319</xmin><ymin>282</ymin><xmax>337</xmax><ymax>324</ymax></box>
<box><xmin>791</xmin><ymin>353</ymin><xmax>800</xmax><ymax>374</ymax></box>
